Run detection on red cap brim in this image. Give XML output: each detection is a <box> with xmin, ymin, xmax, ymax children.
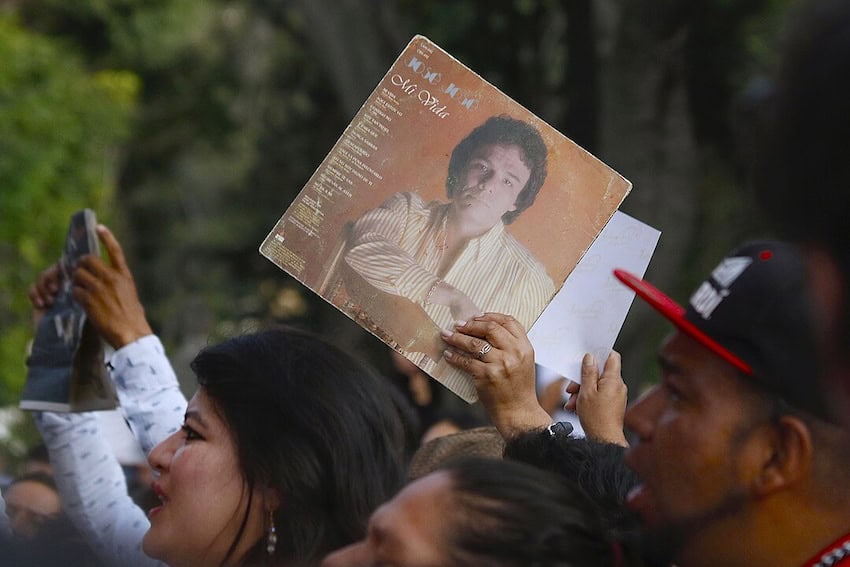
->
<box><xmin>614</xmin><ymin>269</ymin><xmax>752</xmax><ymax>376</ymax></box>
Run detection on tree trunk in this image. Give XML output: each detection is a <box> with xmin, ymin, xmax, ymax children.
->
<box><xmin>596</xmin><ymin>0</ymin><xmax>700</xmax><ymax>394</ymax></box>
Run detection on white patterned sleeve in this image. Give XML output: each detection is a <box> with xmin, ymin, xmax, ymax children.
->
<box><xmin>34</xmin><ymin>412</ymin><xmax>162</xmax><ymax>567</ymax></box>
<box><xmin>31</xmin><ymin>335</ymin><xmax>184</xmax><ymax>566</ymax></box>
<box><xmin>109</xmin><ymin>335</ymin><xmax>187</xmax><ymax>453</ymax></box>
<box><xmin>344</xmin><ymin>193</ymin><xmax>440</xmax><ymax>303</ymax></box>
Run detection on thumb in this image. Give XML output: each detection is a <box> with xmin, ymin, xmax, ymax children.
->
<box><xmin>580</xmin><ymin>353</ymin><xmax>600</xmax><ymax>391</ymax></box>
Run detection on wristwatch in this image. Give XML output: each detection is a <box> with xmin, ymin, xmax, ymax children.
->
<box><xmin>546</xmin><ymin>421</ymin><xmax>574</xmax><ymax>437</ymax></box>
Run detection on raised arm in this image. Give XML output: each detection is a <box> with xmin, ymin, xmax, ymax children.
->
<box><xmin>441</xmin><ymin>313</ymin><xmax>552</xmax><ymax>437</ymax></box>
<box><xmin>34</xmin><ymin>412</ymin><xmax>159</xmax><ymax>566</ymax></box>
<box><xmin>72</xmin><ymin>225</ymin><xmax>186</xmax><ymax>450</ymax></box>
<box><xmin>442</xmin><ymin>313</ymin><xmax>628</xmax><ymax>446</ymax></box>
<box><xmin>28</xmin><ymin>258</ymin><xmax>161</xmax><ymax>566</ymax></box>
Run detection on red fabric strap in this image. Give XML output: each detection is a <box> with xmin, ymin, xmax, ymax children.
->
<box><xmin>802</xmin><ymin>531</ymin><xmax>850</xmax><ymax>567</ymax></box>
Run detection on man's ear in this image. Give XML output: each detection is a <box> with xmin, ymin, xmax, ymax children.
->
<box><xmin>752</xmin><ymin>415</ymin><xmax>813</xmax><ymax>498</ymax></box>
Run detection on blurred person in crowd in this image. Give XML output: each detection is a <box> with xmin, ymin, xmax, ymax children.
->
<box><xmin>322</xmin><ymin>457</ymin><xmax>625</xmax><ymax>567</ymax></box>
<box><xmin>3</xmin><ymin>472</ymin><xmax>61</xmax><ymax>540</ymax></box>
<box><xmin>387</xmin><ymin>347</ymin><xmax>491</xmax><ymax>447</ymax></box>
<box><xmin>28</xmin><ymin>225</ymin><xmax>407</xmax><ymax>567</ymax></box>
<box><xmin>753</xmin><ymin>0</ymin><xmax>850</xmax><ymax>422</ymax></box>
<box><xmin>1</xmin><ymin>472</ymin><xmax>104</xmax><ymax>566</ymax></box>
<box><xmin>20</xmin><ymin>443</ymin><xmax>52</xmax><ymax>476</ymax></box>
<box><xmin>419</xmin><ymin>406</ymin><xmax>490</xmax><ymax>444</ymax></box>
<box><xmin>387</xmin><ymin>349</ymin><xmax>439</xmax><ymax>433</ymax></box>
<box><xmin>386</xmin><ymin>349</ymin><xmax>480</xmax><ymax>438</ymax></box>
<box><xmin>617</xmin><ymin>240</ymin><xmax>850</xmax><ymax>567</ymax></box>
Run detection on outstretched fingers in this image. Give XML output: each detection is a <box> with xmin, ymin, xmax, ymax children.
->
<box><xmin>97</xmin><ymin>224</ymin><xmax>130</xmax><ymax>273</ymax></box>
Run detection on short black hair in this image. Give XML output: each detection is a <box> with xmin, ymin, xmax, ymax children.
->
<box><xmin>192</xmin><ymin>327</ymin><xmax>406</xmax><ymax>565</ymax></box>
<box><xmin>438</xmin><ymin>457</ymin><xmax>615</xmax><ymax>567</ymax></box>
<box><xmin>504</xmin><ymin>431</ymin><xmax>641</xmax><ymax>539</ymax></box>
<box><xmin>446</xmin><ymin>115</ymin><xmax>548</xmax><ymax>224</ymax></box>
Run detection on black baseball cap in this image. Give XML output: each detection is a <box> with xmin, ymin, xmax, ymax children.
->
<box><xmin>616</xmin><ymin>239</ymin><xmax>830</xmax><ymax>421</ymax></box>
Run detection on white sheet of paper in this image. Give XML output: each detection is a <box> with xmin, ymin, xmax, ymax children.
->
<box><xmin>529</xmin><ymin>211</ymin><xmax>660</xmax><ymax>383</ymax></box>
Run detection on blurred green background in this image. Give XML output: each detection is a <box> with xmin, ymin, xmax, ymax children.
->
<box><xmin>0</xmin><ymin>0</ymin><xmax>793</xmax><ymax>462</ymax></box>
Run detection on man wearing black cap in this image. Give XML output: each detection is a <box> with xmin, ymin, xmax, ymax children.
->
<box><xmin>618</xmin><ymin>240</ymin><xmax>850</xmax><ymax>567</ymax></box>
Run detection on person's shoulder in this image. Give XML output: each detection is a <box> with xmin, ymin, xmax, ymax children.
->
<box><xmin>379</xmin><ymin>191</ymin><xmax>434</xmax><ymax>212</ymax></box>
<box><xmin>498</xmin><ymin>231</ymin><xmax>542</xmax><ymax>266</ymax></box>
<box><xmin>499</xmin><ymin>233</ymin><xmax>555</xmax><ymax>288</ymax></box>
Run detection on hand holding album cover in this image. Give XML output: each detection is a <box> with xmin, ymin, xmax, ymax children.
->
<box><xmin>261</xmin><ymin>36</ymin><xmax>632</xmax><ymax>402</ymax></box>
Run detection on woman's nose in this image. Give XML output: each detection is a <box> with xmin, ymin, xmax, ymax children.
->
<box><xmin>147</xmin><ymin>430</ymin><xmax>181</xmax><ymax>472</ymax></box>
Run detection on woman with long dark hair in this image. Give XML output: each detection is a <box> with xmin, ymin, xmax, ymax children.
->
<box><xmin>30</xmin><ymin>227</ymin><xmax>407</xmax><ymax>566</ymax></box>
<box><xmin>142</xmin><ymin>328</ymin><xmax>407</xmax><ymax>566</ymax></box>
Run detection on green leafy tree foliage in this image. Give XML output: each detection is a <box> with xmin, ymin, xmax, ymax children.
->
<box><xmin>0</xmin><ymin>15</ymin><xmax>136</xmax><ymax>403</ymax></box>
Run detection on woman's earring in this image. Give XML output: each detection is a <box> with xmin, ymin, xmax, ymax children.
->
<box><xmin>266</xmin><ymin>510</ymin><xmax>277</xmax><ymax>556</ymax></box>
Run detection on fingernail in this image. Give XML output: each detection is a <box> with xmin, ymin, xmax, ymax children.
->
<box><xmin>443</xmin><ymin>350</ymin><xmax>453</xmax><ymax>360</ymax></box>
<box><xmin>441</xmin><ymin>329</ymin><xmax>453</xmax><ymax>339</ymax></box>
<box><xmin>583</xmin><ymin>353</ymin><xmax>595</xmax><ymax>367</ymax></box>
<box><xmin>455</xmin><ymin>320</ymin><xmax>467</xmax><ymax>328</ymax></box>
<box><xmin>473</xmin><ymin>312</ymin><xmax>485</xmax><ymax>318</ymax></box>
